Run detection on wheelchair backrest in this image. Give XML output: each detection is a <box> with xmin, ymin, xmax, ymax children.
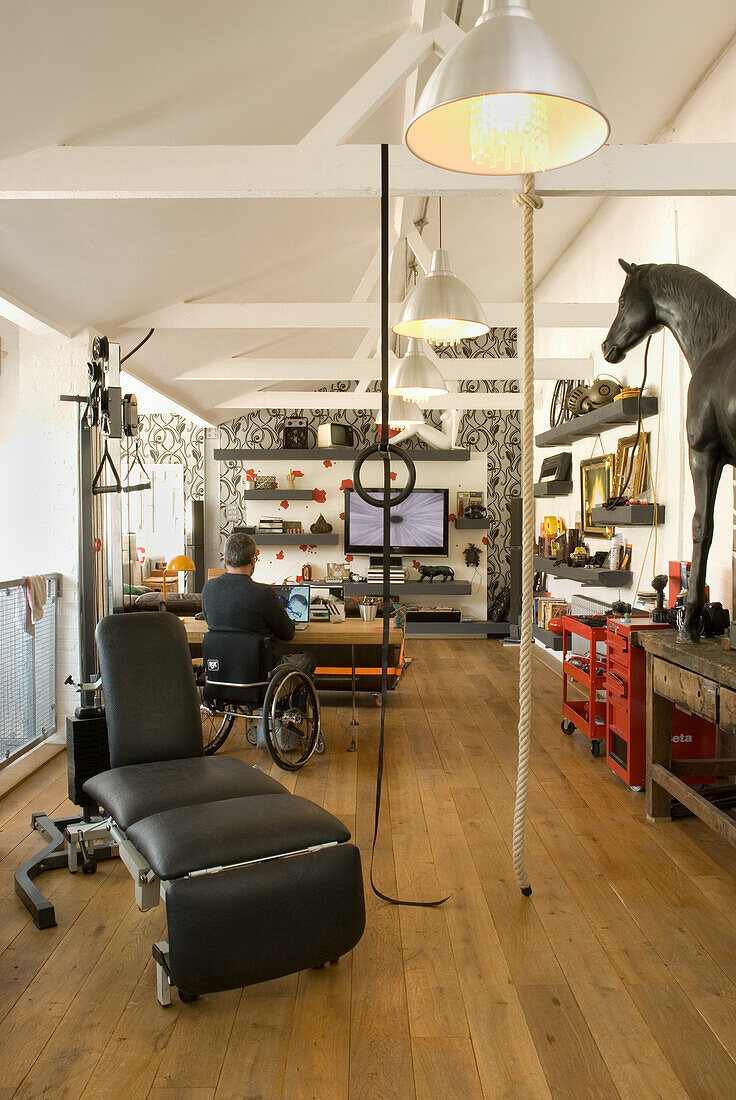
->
<box><xmin>96</xmin><ymin>613</ymin><xmax>204</xmax><ymax>768</ymax></box>
<box><xmin>202</xmin><ymin>631</ymin><xmax>268</xmax><ymax>706</ymax></box>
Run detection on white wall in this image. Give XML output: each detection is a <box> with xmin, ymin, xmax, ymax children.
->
<box><xmin>0</xmin><ymin>323</ymin><xmax>91</xmax><ymax>729</ymax></box>
<box><xmin>532</xmin><ymin>37</ymin><xmax>736</xmax><ymax>629</ymax></box>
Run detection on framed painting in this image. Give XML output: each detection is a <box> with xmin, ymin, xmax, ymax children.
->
<box><xmin>580</xmin><ymin>454</ymin><xmax>614</xmax><ymax>539</ymax></box>
<box><xmin>613</xmin><ymin>432</ymin><xmax>649</xmax><ymax>498</ymax></box>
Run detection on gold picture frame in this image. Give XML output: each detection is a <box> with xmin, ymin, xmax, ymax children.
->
<box><xmin>613</xmin><ymin>432</ymin><xmax>649</xmax><ymax>498</ymax></box>
<box><xmin>580</xmin><ymin>454</ymin><xmax>614</xmax><ymax>539</ymax></box>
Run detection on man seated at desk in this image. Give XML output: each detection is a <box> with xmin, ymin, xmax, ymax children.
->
<box><xmin>202</xmin><ymin>530</ymin><xmax>316</xmax><ymax>678</ymax></box>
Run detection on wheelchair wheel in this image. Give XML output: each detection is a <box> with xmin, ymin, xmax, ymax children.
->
<box><xmin>195</xmin><ymin>671</ymin><xmax>236</xmax><ymax>755</ymax></box>
<box><xmin>262</xmin><ymin>666</ymin><xmax>321</xmax><ymax>771</ymax></box>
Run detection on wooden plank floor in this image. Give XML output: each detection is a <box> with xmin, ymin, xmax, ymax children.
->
<box><xmin>3</xmin><ymin>639</ymin><xmax>736</xmax><ymax>1097</ymax></box>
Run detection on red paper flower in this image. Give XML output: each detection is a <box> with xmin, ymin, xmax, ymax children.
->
<box><xmin>412</xmin><ymin>560</ymin><xmax>421</xmax><ymax>571</ymax></box>
<box><xmin>339</xmin><ymin>512</ymin><xmax>345</xmax><ymax>521</ymax></box>
<box><xmin>323</xmin><ymin>459</ymin><xmax>333</xmax><ymax>468</ymax></box>
<box><xmin>448</xmin><ymin>513</ymin><xmax>456</xmax><ymax>522</ymax></box>
<box><xmin>340</xmin><ymin>478</ymin><xmax>353</xmax><ymax>491</ymax></box>
<box><xmin>312</xmin><ymin>488</ymin><xmax>327</xmax><ymax>503</ymax></box>
<box><xmin>280</xmin><ymin>500</ymin><xmax>289</xmax><ymax>509</ymax></box>
<box><xmin>276</xmin><ymin>551</ymin><xmax>284</xmax><ymax>560</ymax></box>
<box><xmin>299</xmin><ymin>544</ymin><xmax>308</xmax><ymax>552</ymax></box>
<box><xmin>292</xmin><ymin>470</ymin><xmax>303</xmax><ymax>478</ymax></box>
<box><xmin>481</xmin><ymin>536</ymin><xmax>488</xmax><ymax>545</ymax></box>
<box><xmin>345</xmin><ymin>554</ymin><xmax>354</xmax><ymax>563</ymax></box>
<box><xmin>390</xmin><ymin>471</ymin><xmax>397</xmax><ymax>481</ymax></box>
<box><xmin>246</xmin><ymin>468</ymin><xmax>256</xmax><ymax>481</ymax></box>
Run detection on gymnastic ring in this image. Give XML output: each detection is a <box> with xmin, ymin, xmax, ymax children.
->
<box><xmin>352</xmin><ymin>443</ymin><xmax>416</xmax><ymax>508</ymax></box>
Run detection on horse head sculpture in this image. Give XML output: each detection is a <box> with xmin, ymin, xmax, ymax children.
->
<box><xmin>602</xmin><ymin>259</ymin><xmax>736</xmax><ymax>643</ymax></box>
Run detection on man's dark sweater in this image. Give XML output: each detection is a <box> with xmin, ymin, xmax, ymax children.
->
<box><xmin>201</xmin><ymin>572</ymin><xmax>295</xmax><ymax>641</ymax></box>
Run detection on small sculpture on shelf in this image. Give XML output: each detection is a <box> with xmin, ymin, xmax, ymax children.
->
<box><xmin>463</xmin><ymin>544</ymin><xmax>481</xmax><ymax>568</ymax></box>
<box><xmin>310</xmin><ymin>513</ymin><xmax>333</xmax><ymax>534</ymax></box>
<box><xmin>463</xmin><ymin>503</ymin><xmax>487</xmax><ymax>520</ymax></box>
<box><xmin>417</xmin><ymin>564</ymin><xmax>455</xmax><ymax>583</ymax></box>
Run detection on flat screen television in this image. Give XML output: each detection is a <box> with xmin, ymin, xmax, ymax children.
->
<box><xmin>344</xmin><ymin>487</ymin><xmax>449</xmax><ymax>556</ymax></box>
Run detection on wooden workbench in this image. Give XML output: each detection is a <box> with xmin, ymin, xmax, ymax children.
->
<box><xmin>642</xmin><ymin>632</ymin><xmax>736</xmax><ymax>842</ymax></box>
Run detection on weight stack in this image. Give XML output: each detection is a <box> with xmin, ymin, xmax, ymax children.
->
<box><xmin>66</xmin><ymin>713</ymin><xmax>110</xmax><ymax>808</ymax></box>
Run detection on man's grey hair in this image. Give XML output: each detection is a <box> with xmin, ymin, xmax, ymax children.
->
<box><xmin>224</xmin><ymin>531</ymin><xmax>257</xmax><ymax>568</ymax></box>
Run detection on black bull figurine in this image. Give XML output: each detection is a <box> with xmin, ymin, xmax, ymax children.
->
<box><xmin>602</xmin><ymin>259</ymin><xmax>736</xmax><ymax>643</ymax></box>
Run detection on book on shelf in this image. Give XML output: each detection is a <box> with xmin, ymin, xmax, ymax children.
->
<box><xmin>533</xmin><ymin>596</ymin><xmax>570</xmax><ymax>629</ymax></box>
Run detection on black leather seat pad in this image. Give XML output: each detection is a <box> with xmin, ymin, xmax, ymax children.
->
<box><xmin>84</xmin><ymin>757</ymin><xmax>284</xmax><ymax>830</ymax></box>
<box><xmin>126</xmin><ymin>793</ymin><xmax>351</xmax><ymax>880</ymax></box>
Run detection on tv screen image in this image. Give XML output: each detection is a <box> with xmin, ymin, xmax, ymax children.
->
<box><xmin>344</xmin><ymin>488</ymin><xmax>449</xmax><ymax>556</ymax></box>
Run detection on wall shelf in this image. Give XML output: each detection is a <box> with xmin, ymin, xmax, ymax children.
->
<box><xmin>407</xmin><ymin>620</ymin><xmax>509</xmax><ymax>637</ymax></box>
<box><xmin>533</xmin><ymin>624</ymin><xmax>564</xmax><ymax>650</ymax></box>
<box><xmin>254</xmin><ymin>532</ymin><xmax>339</xmax><ymax>545</ymax></box>
<box><xmin>246</xmin><ymin>489</ymin><xmax>314</xmax><ymax>500</ymax></box>
<box><xmin>344</xmin><ymin>581</ymin><xmax>472</xmax><ymax>597</ymax></box>
<box><xmin>534</xmin><ymin>555</ymin><xmax>631</xmax><ymax>588</ymax></box>
<box><xmin>215</xmin><ymin>447</ymin><xmax>471</xmax><ymax>462</ymax></box>
<box><xmin>455</xmin><ymin>517</ymin><xmax>488</xmax><ymax>529</ymax></box>
<box><xmin>534</xmin><ymin>480</ymin><xmax>573</xmax><ymax>498</ymax></box>
<box><xmin>535</xmin><ymin>396</ymin><xmax>659</xmax><ymax>448</ymax></box>
<box><xmin>591</xmin><ymin>503</ymin><xmax>665</xmax><ymax>526</ymax></box>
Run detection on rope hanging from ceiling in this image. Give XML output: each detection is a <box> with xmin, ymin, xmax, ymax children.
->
<box><xmin>512</xmin><ymin>173</ymin><xmax>543</xmax><ymax>896</ymax></box>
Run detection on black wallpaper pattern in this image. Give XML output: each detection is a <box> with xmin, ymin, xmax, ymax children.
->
<box><xmin>136</xmin><ymin>414</ymin><xmax>205</xmax><ymax>500</ymax></box>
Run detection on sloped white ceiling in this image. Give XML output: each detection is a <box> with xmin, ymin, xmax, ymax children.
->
<box><xmin>0</xmin><ymin>0</ymin><xmax>734</xmax><ymax>419</ymax></box>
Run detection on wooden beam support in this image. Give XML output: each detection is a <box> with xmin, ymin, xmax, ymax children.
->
<box><xmin>4</xmin><ymin>144</ymin><xmax>736</xmax><ymax>199</ymax></box>
<box><xmin>299</xmin><ymin>27</ymin><xmax>437</xmax><ymax>147</ymax></box>
<box><xmin>176</xmin><ymin>356</ymin><xmax>591</xmax><ymax>382</ymax></box>
<box><xmin>214</xmin><ymin>391</ymin><xmax>524</xmax><ymax>412</ymax></box>
<box><xmin>123</xmin><ymin>302</ymin><xmax>614</xmax><ymax>329</ymax></box>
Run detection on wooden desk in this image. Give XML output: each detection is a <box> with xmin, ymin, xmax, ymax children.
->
<box><xmin>181</xmin><ymin>617</ymin><xmax>405</xmax><ymax>726</ymax></box>
<box><xmin>642</xmin><ymin>632</ymin><xmax>736</xmax><ymax>842</ymax></box>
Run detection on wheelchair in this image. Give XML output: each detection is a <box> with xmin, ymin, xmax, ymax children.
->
<box><xmin>194</xmin><ymin>630</ymin><xmax>324</xmax><ymax>771</ymax></box>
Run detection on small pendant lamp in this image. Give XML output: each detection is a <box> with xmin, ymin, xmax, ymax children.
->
<box><xmin>392</xmin><ymin>198</ymin><xmax>488</xmax><ymax>347</ymax></box>
<box><xmin>388</xmin><ymin>338</ymin><xmax>448</xmax><ymax>403</ymax></box>
<box><xmin>378</xmin><ymin>393</ymin><xmax>425</xmax><ymax>430</ymax></box>
<box><xmin>405</xmin><ymin>0</ymin><xmax>609</xmax><ymax>176</ymax></box>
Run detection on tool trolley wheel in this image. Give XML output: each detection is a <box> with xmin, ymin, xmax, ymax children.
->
<box><xmin>561</xmin><ymin>718</ymin><xmax>575</xmax><ymax>735</ymax></box>
<box><xmin>262</xmin><ymin>666</ymin><xmax>321</xmax><ymax>772</ymax></box>
<box><xmin>591</xmin><ymin>738</ymin><xmax>602</xmax><ymax>758</ymax></box>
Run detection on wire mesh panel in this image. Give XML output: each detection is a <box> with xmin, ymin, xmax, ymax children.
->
<box><xmin>0</xmin><ymin>576</ymin><xmax>59</xmax><ymax>763</ymax></box>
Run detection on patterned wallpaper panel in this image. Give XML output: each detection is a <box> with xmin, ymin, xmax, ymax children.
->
<box><xmin>136</xmin><ymin>414</ymin><xmax>205</xmax><ymax>501</ymax></box>
<box><xmin>220</xmin><ymin>329</ymin><xmax>520</xmax><ymax>610</ymax></box>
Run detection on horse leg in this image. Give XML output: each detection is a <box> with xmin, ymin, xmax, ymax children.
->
<box><xmin>681</xmin><ymin>448</ymin><xmax>724</xmax><ymax>643</ymax></box>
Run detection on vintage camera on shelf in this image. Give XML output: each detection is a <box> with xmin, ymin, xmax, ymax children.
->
<box><xmin>567</xmin><ymin>376</ymin><xmax>623</xmax><ymax>417</ymax></box>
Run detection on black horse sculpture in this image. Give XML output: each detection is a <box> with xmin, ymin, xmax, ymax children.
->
<box><xmin>602</xmin><ymin>259</ymin><xmax>736</xmax><ymax>643</ymax></box>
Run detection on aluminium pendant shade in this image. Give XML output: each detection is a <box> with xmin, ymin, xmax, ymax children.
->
<box><xmin>392</xmin><ymin>248</ymin><xmax>488</xmax><ymax>346</ymax></box>
<box><xmin>389</xmin><ymin>339</ymin><xmax>448</xmax><ymax>402</ymax></box>
<box><xmin>380</xmin><ymin>393</ymin><xmax>425</xmax><ymax>430</ymax></box>
<box><xmin>405</xmin><ymin>0</ymin><xmax>609</xmax><ymax>176</ymax></box>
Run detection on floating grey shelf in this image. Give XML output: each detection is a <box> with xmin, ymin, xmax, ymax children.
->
<box><xmin>534</xmin><ymin>480</ymin><xmax>573</xmax><ymax>498</ymax></box>
<box><xmin>535</xmin><ymin>396</ymin><xmax>659</xmax><ymax>448</ymax></box>
<box><xmin>533</xmin><ymin>624</ymin><xmax>564</xmax><ymax>650</ymax></box>
<box><xmin>534</xmin><ymin>555</ymin><xmax>631</xmax><ymax>588</ymax></box>
<box><xmin>215</xmin><ymin>447</ymin><xmax>470</xmax><ymax>462</ymax></box>
<box><xmin>246</xmin><ymin>489</ymin><xmax>314</xmax><ymax>500</ymax></box>
<box><xmin>344</xmin><ymin>581</ymin><xmax>472</xmax><ymax>597</ymax></box>
<box><xmin>407</xmin><ymin>620</ymin><xmax>509</xmax><ymax>637</ymax></box>
<box><xmin>455</xmin><ymin>517</ymin><xmax>488</xmax><ymax>529</ymax></box>
<box><xmin>591</xmin><ymin>503</ymin><xmax>665</xmax><ymax>526</ymax></box>
<box><xmin>254</xmin><ymin>532</ymin><xmax>339</xmax><ymax>545</ymax></box>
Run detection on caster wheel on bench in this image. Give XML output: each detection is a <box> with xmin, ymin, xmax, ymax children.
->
<box><xmin>179</xmin><ymin>990</ymin><xmax>199</xmax><ymax>1003</ymax></box>
<box><xmin>81</xmin><ymin>859</ymin><xmax>97</xmax><ymax>875</ymax></box>
<box><xmin>591</xmin><ymin>739</ymin><xmax>601</xmax><ymax>759</ymax></box>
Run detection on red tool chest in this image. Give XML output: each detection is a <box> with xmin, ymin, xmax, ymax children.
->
<box><xmin>605</xmin><ymin>617</ymin><xmax>717</xmax><ymax>789</ymax></box>
<box><xmin>561</xmin><ymin>616</ymin><xmax>609</xmax><ymax>757</ymax></box>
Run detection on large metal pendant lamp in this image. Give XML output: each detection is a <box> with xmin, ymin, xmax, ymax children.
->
<box><xmin>405</xmin><ymin>0</ymin><xmax>609</xmax><ymax>175</ymax></box>
<box><xmin>389</xmin><ymin>338</ymin><xmax>448</xmax><ymax>403</ymax></box>
<box><xmin>392</xmin><ymin>198</ymin><xmax>488</xmax><ymax>347</ymax></box>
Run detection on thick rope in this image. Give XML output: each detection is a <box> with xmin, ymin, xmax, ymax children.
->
<box><xmin>512</xmin><ymin>174</ymin><xmax>543</xmax><ymax>896</ymax></box>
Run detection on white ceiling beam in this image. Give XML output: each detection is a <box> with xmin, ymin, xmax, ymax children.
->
<box><xmin>411</xmin><ymin>0</ymin><xmax>444</xmax><ymax>34</ymax></box>
<box><xmin>122</xmin><ymin>302</ymin><xmax>615</xmax><ymax>329</ymax></box>
<box><xmin>177</xmin><ymin>357</ymin><xmax>591</xmax><ymax>382</ymax></box>
<box><xmin>215</xmin><ymin>391</ymin><xmax>524</xmax><ymax>412</ymax></box>
<box><xmin>0</xmin><ymin>288</ymin><xmax>71</xmax><ymax>339</ymax></box>
<box><xmin>406</xmin><ymin>227</ymin><xmax>433</xmax><ymax>273</ymax></box>
<box><xmin>299</xmin><ymin>27</ymin><xmax>437</xmax><ymax>147</ymax></box>
<box><xmin>3</xmin><ymin>144</ymin><xmax>736</xmax><ymax>199</ymax></box>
